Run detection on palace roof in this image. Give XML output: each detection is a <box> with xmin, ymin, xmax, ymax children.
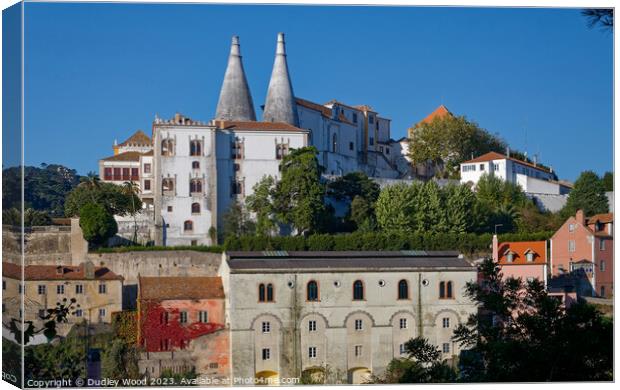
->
<box><xmin>119</xmin><ymin>130</ymin><xmax>151</xmax><ymax>147</ymax></box>
<box><xmin>216</xmin><ymin>120</ymin><xmax>307</xmax><ymax>132</ymax></box>
<box><xmin>415</xmin><ymin>105</ymin><xmax>452</xmax><ymax>127</ymax></box>
<box><xmin>101</xmin><ymin>151</ymin><xmax>143</xmax><ymax>162</ymax></box>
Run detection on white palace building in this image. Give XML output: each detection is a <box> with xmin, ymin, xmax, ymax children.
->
<box><xmin>99</xmin><ymin>34</ymin><xmax>407</xmax><ymax>246</ymax></box>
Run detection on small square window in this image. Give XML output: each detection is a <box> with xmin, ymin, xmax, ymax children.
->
<box><xmin>75</xmin><ymin>284</ymin><xmax>83</xmax><ymax>294</ymax></box>
<box><xmin>167</xmin><ymin>206</ymin><xmax>173</xmax><ymax>212</ymax></box>
<box><xmin>262</xmin><ymin>321</ymin><xmax>271</xmax><ymax>333</ymax></box>
<box><xmin>99</xmin><ymin>284</ymin><xmax>107</xmax><ymax>294</ymax></box>
<box><xmin>349</xmin><ymin>142</ymin><xmax>354</xmax><ymax>151</ymax></box>
<box><xmin>399</xmin><ymin>344</ymin><xmax>406</xmax><ymax>355</ymax></box>
<box><xmin>99</xmin><ymin>308</ymin><xmax>106</xmax><ymax>318</ymax></box>
<box><xmin>600</xmin><ymin>240</ymin><xmax>606</xmax><ymax>251</ymax></box>
<box><xmin>308</xmin><ymin>320</ymin><xmax>317</xmax><ymax>332</ymax></box>
<box><xmin>442</xmin><ymin>343</ymin><xmax>450</xmax><ymax>353</ymax></box>
<box><xmin>75</xmin><ymin>309</ymin><xmax>83</xmax><ymax>317</ymax></box>
<box><xmin>199</xmin><ymin>311</ymin><xmax>208</xmax><ymax>323</ymax></box>
<box><xmin>308</xmin><ymin>346</ymin><xmax>317</xmax><ymax>359</ymax></box>
<box><xmin>568</xmin><ymin>240</ymin><xmax>576</xmax><ymax>252</ymax></box>
<box><xmin>57</xmin><ymin>285</ymin><xmax>65</xmax><ymax>295</ymax></box>
<box><xmin>354</xmin><ymin>319</ymin><xmax>363</xmax><ymax>331</ymax></box>
<box><xmin>180</xmin><ymin>311</ymin><xmax>188</xmax><ymax>324</ymax></box>
<box><xmin>354</xmin><ymin>345</ymin><xmax>363</xmax><ymax>357</ymax></box>
<box><xmin>569</xmin><ymin>223</ymin><xmax>575</xmax><ymax>232</ymax></box>
<box><xmin>479</xmin><ymin>164</ymin><xmax>485</xmax><ymax>170</ymax></box>
<box><xmin>38</xmin><ymin>285</ymin><xmax>46</xmax><ymax>295</ymax></box>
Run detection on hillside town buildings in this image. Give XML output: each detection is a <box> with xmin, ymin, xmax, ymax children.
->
<box><xmin>2</xmin><ymin>261</ymin><xmax>123</xmax><ymax>339</ymax></box>
<box><xmin>492</xmin><ymin>237</ymin><xmax>548</xmax><ymax>286</ymax></box>
<box><xmin>99</xmin><ymin>33</ymin><xmax>411</xmax><ymax>246</ymax></box>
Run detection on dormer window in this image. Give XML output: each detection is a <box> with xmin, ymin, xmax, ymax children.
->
<box><xmin>506</xmin><ymin>252</ymin><xmax>514</xmax><ymax>263</ymax></box>
<box><xmin>525</xmin><ymin>251</ymin><xmax>535</xmax><ymax>262</ymax></box>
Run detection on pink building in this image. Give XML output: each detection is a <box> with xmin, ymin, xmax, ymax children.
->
<box><xmin>550</xmin><ymin>210</ymin><xmax>614</xmax><ymax>298</ymax></box>
<box><xmin>492</xmin><ymin>236</ymin><xmax>548</xmax><ymax>286</ymax></box>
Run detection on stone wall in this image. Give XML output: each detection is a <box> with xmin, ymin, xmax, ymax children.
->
<box><xmin>84</xmin><ymin>250</ymin><xmax>222</xmax><ymax>309</ymax></box>
<box><xmin>2</xmin><ymin>224</ymin><xmax>87</xmax><ymax>265</ymax></box>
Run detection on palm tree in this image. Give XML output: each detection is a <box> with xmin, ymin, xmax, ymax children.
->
<box><xmin>78</xmin><ymin>174</ymin><xmax>101</xmax><ymax>203</ymax></box>
<box><xmin>121</xmin><ymin>181</ymin><xmax>141</xmax><ymax>244</ymax></box>
<box><xmin>582</xmin><ymin>9</ymin><xmax>613</xmax><ymax>31</ymax></box>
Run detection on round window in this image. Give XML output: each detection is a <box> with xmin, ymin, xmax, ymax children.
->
<box><xmin>378</xmin><ymin>280</ymin><xmax>386</xmax><ymax>287</ymax></box>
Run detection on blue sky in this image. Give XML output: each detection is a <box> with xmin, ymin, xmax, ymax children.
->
<box><xmin>19</xmin><ymin>3</ymin><xmax>613</xmax><ymax>181</ymax></box>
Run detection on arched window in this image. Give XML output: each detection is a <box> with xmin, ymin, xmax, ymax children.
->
<box><xmin>439</xmin><ymin>281</ymin><xmax>454</xmax><ymax>299</ymax></box>
<box><xmin>266</xmin><ymin>283</ymin><xmax>274</xmax><ymax>302</ymax></box>
<box><xmin>191</xmin><ymin>203</ymin><xmax>200</xmax><ymax>214</ymax></box>
<box><xmin>446</xmin><ymin>281</ymin><xmax>453</xmax><ymax>299</ymax></box>
<box><xmin>353</xmin><ymin>280</ymin><xmax>364</xmax><ymax>300</ymax></box>
<box><xmin>332</xmin><ymin>133</ymin><xmax>338</xmax><ymax>153</ymax></box>
<box><xmin>258</xmin><ymin>284</ymin><xmax>266</xmax><ymax>302</ymax></box>
<box><xmin>161</xmin><ymin>139</ymin><xmax>175</xmax><ymax>156</ymax></box>
<box><xmin>190</xmin><ymin>179</ymin><xmax>202</xmax><ymax>194</ymax></box>
<box><xmin>398</xmin><ymin>280</ymin><xmax>409</xmax><ymax>300</ymax></box>
<box><xmin>439</xmin><ymin>281</ymin><xmax>446</xmax><ymax>299</ymax></box>
<box><xmin>190</xmin><ymin>140</ymin><xmax>202</xmax><ymax>156</ymax></box>
<box><xmin>162</xmin><ymin>178</ymin><xmax>174</xmax><ymax>193</ymax></box>
<box><xmin>307</xmin><ymin>281</ymin><xmax>318</xmax><ymax>301</ymax></box>
<box><xmin>183</xmin><ymin>220</ymin><xmax>193</xmax><ymax>231</ymax></box>
<box><xmin>192</xmin><ymin>161</ymin><xmax>200</xmax><ymax>169</ymax></box>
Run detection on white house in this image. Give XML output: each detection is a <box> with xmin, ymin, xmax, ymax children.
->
<box><xmin>460</xmin><ymin>151</ymin><xmax>569</xmax><ymax>195</ymax></box>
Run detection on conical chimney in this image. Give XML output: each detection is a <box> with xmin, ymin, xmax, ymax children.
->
<box><xmin>263</xmin><ymin>33</ymin><xmax>299</xmax><ymax>126</ymax></box>
<box><xmin>215</xmin><ymin>36</ymin><xmax>257</xmax><ymax>121</ymax></box>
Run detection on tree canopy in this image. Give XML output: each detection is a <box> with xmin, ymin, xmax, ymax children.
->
<box><xmin>79</xmin><ymin>203</ymin><xmax>118</xmax><ymax>246</ymax></box>
<box><xmin>408</xmin><ymin>115</ymin><xmax>506</xmax><ymax>179</ymax></box>
<box><xmin>560</xmin><ymin>170</ymin><xmax>609</xmax><ymax>219</ymax></box>
<box><xmin>65</xmin><ymin>179</ymin><xmax>142</xmax><ymax>217</ymax></box>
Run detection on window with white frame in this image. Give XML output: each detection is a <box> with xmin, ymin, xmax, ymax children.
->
<box><xmin>56</xmin><ymin>285</ymin><xmax>64</xmax><ymax>294</ymax></box>
<box><xmin>308</xmin><ymin>320</ymin><xmax>317</xmax><ymax>332</ymax></box>
<box><xmin>568</xmin><ymin>240</ymin><xmax>576</xmax><ymax>252</ymax></box>
<box><xmin>600</xmin><ymin>260</ymin><xmax>606</xmax><ymax>272</ymax></box>
<box><xmin>399</xmin><ymin>344</ymin><xmax>406</xmax><ymax>355</ymax></box>
<box><xmin>99</xmin><ymin>308</ymin><xmax>106</xmax><ymax>318</ymax></box>
<box><xmin>180</xmin><ymin>311</ymin><xmax>188</xmax><ymax>324</ymax></box>
<box><xmin>354</xmin><ymin>319</ymin><xmax>363</xmax><ymax>331</ymax></box>
<box><xmin>308</xmin><ymin>346</ymin><xmax>317</xmax><ymax>359</ymax></box>
<box><xmin>199</xmin><ymin>311</ymin><xmax>208</xmax><ymax>323</ymax></box>
<box><xmin>462</xmin><ymin>164</ymin><xmax>476</xmax><ymax>172</ymax></box>
<box><xmin>569</xmin><ymin>223</ymin><xmax>575</xmax><ymax>232</ymax></box>
<box><xmin>99</xmin><ymin>283</ymin><xmax>107</xmax><ymax>294</ymax></box>
<box><xmin>37</xmin><ymin>285</ymin><xmax>46</xmax><ymax>295</ymax></box>
<box><xmin>75</xmin><ymin>284</ymin><xmax>83</xmax><ymax>294</ymax></box>
<box><xmin>399</xmin><ymin>318</ymin><xmax>407</xmax><ymax>329</ymax></box>
<box><xmin>442</xmin><ymin>343</ymin><xmax>450</xmax><ymax>353</ymax></box>
<box><xmin>600</xmin><ymin>240</ymin><xmax>606</xmax><ymax>251</ymax></box>
<box><xmin>493</xmin><ymin>163</ymin><xmax>499</xmax><ymax>171</ymax></box>
<box><xmin>526</xmin><ymin>252</ymin><xmax>534</xmax><ymax>262</ymax></box>
<box><xmin>262</xmin><ymin>321</ymin><xmax>271</xmax><ymax>333</ymax></box>
<box><xmin>442</xmin><ymin>318</ymin><xmax>450</xmax><ymax>328</ymax></box>
<box><xmin>354</xmin><ymin>345</ymin><xmax>363</xmax><ymax>357</ymax></box>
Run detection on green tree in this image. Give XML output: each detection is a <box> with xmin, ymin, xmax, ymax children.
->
<box><xmin>121</xmin><ymin>181</ymin><xmax>141</xmax><ymax>243</ymax></box>
<box><xmin>327</xmin><ymin>172</ymin><xmax>380</xmax><ymax>203</ymax></box>
<box><xmin>560</xmin><ymin>171</ymin><xmax>609</xmax><ymax>219</ymax></box>
<box><xmin>222</xmin><ymin>200</ymin><xmax>255</xmax><ymax>238</ymax></box>
<box><xmin>79</xmin><ymin>203</ymin><xmax>118</xmax><ymax>247</ymax></box>
<box><xmin>349</xmin><ymin>195</ymin><xmax>376</xmax><ymax>231</ymax></box>
<box><xmin>417</xmin><ymin>181</ymin><xmax>446</xmax><ymax>232</ymax></box>
<box><xmin>274</xmin><ymin>147</ymin><xmax>328</xmax><ymax>235</ymax></box>
<box><xmin>601</xmin><ymin>171</ymin><xmax>613</xmax><ymax>192</ymax></box>
<box><xmin>245</xmin><ymin>175</ymin><xmax>277</xmax><ymax>236</ymax></box>
<box><xmin>65</xmin><ymin>181</ymin><xmax>142</xmax><ymax>217</ymax></box>
<box><xmin>444</xmin><ymin>184</ymin><xmax>477</xmax><ymax>233</ymax></box>
<box><xmin>2</xmin><ymin>208</ymin><xmax>53</xmax><ymax>227</ymax></box>
<box><xmin>408</xmin><ymin>115</ymin><xmax>506</xmax><ymax>179</ymax></box>
<box><xmin>101</xmin><ymin>339</ymin><xmax>140</xmax><ymax>380</ymax></box>
<box><xmin>453</xmin><ymin>258</ymin><xmax>613</xmax><ymax>381</ymax></box>
<box><xmin>371</xmin><ymin>337</ymin><xmax>456</xmax><ymax>383</ymax></box>
<box><xmin>473</xmin><ymin>174</ymin><xmax>529</xmax><ymax>233</ymax></box>
<box><xmin>375</xmin><ymin>183</ymin><xmax>420</xmax><ymax>232</ymax></box>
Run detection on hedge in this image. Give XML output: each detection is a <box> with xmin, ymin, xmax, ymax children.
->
<box><xmin>92</xmin><ymin>231</ymin><xmax>553</xmax><ymax>255</ymax></box>
<box><xmin>223</xmin><ymin>231</ymin><xmax>554</xmax><ymax>255</ymax></box>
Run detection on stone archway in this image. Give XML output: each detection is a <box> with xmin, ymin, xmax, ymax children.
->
<box><xmin>255</xmin><ymin>370</ymin><xmax>279</xmax><ymax>386</ymax></box>
<box><xmin>347</xmin><ymin>367</ymin><xmax>371</xmax><ymax>384</ymax></box>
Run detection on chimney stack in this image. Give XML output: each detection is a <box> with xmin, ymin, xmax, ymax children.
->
<box><xmin>492</xmin><ymin>234</ymin><xmax>499</xmax><ymax>262</ymax></box>
<box><xmin>215</xmin><ymin>36</ymin><xmax>257</xmax><ymax>121</ymax></box>
<box><xmin>263</xmin><ymin>33</ymin><xmax>299</xmax><ymax>126</ymax></box>
<box><xmin>576</xmin><ymin>209</ymin><xmax>585</xmax><ymax>225</ymax></box>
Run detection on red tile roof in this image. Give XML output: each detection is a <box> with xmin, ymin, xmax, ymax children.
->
<box><xmin>497</xmin><ymin>241</ymin><xmax>547</xmax><ymax>265</ymax></box>
<box><xmin>119</xmin><ymin>130</ymin><xmax>151</xmax><ymax>147</ymax></box>
<box><xmin>462</xmin><ymin>151</ymin><xmax>552</xmax><ymax>174</ymax></box>
<box><xmin>139</xmin><ymin>276</ymin><xmax>225</xmax><ymax>301</ymax></box>
<box><xmin>587</xmin><ymin>213</ymin><xmax>614</xmax><ymax>225</ymax></box>
<box><xmin>216</xmin><ymin>120</ymin><xmax>307</xmax><ymax>132</ymax></box>
<box><xmin>2</xmin><ymin>262</ymin><xmax>123</xmax><ymax>281</ymax></box>
<box><xmin>101</xmin><ymin>151</ymin><xmax>143</xmax><ymax>162</ymax></box>
<box><xmin>415</xmin><ymin>105</ymin><xmax>452</xmax><ymax>127</ymax></box>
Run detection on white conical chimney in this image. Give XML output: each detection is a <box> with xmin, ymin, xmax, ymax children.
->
<box><xmin>263</xmin><ymin>33</ymin><xmax>299</xmax><ymax>126</ymax></box>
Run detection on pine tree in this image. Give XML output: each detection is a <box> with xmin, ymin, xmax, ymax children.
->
<box><xmin>561</xmin><ymin>171</ymin><xmax>609</xmax><ymax>219</ymax></box>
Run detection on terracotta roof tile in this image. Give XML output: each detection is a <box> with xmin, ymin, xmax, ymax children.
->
<box><xmin>497</xmin><ymin>241</ymin><xmax>547</xmax><ymax>265</ymax></box>
<box><xmin>415</xmin><ymin>105</ymin><xmax>452</xmax><ymax>127</ymax></box>
<box><xmin>139</xmin><ymin>276</ymin><xmax>225</xmax><ymax>300</ymax></box>
<box><xmin>462</xmin><ymin>151</ymin><xmax>552</xmax><ymax>174</ymax></box>
<box><xmin>587</xmin><ymin>213</ymin><xmax>614</xmax><ymax>225</ymax></box>
<box><xmin>101</xmin><ymin>151</ymin><xmax>143</xmax><ymax>162</ymax></box>
<box><xmin>2</xmin><ymin>262</ymin><xmax>123</xmax><ymax>281</ymax></box>
<box><xmin>119</xmin><ymin>130</ymin><xmax>151</xmax><ymax>147</ymax></box>
<box><xmin>216</xmin><ymin>120</ymin><xmax>307</xmax><ymax>132</ymax></box>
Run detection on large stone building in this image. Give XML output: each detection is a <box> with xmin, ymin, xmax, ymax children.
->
<box><xmin>219</xmin><ymin>250</ymin><xmax>477</xmax><ymax>384</ymax></box>
<box><xmin>99</xmin><ymin>33</ymin><xmax>406</xmax><ymax>246</ymax></box>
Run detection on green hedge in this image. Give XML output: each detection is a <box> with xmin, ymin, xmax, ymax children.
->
<box><xmin>223</xmin><ymin>231</ymin><xmax>553</xmax><ymax>254</ymax></box>
<box><xmin>92</xmin><ymin>231</ymin><xmax>553</xmax><ymax>255</ymax></box>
